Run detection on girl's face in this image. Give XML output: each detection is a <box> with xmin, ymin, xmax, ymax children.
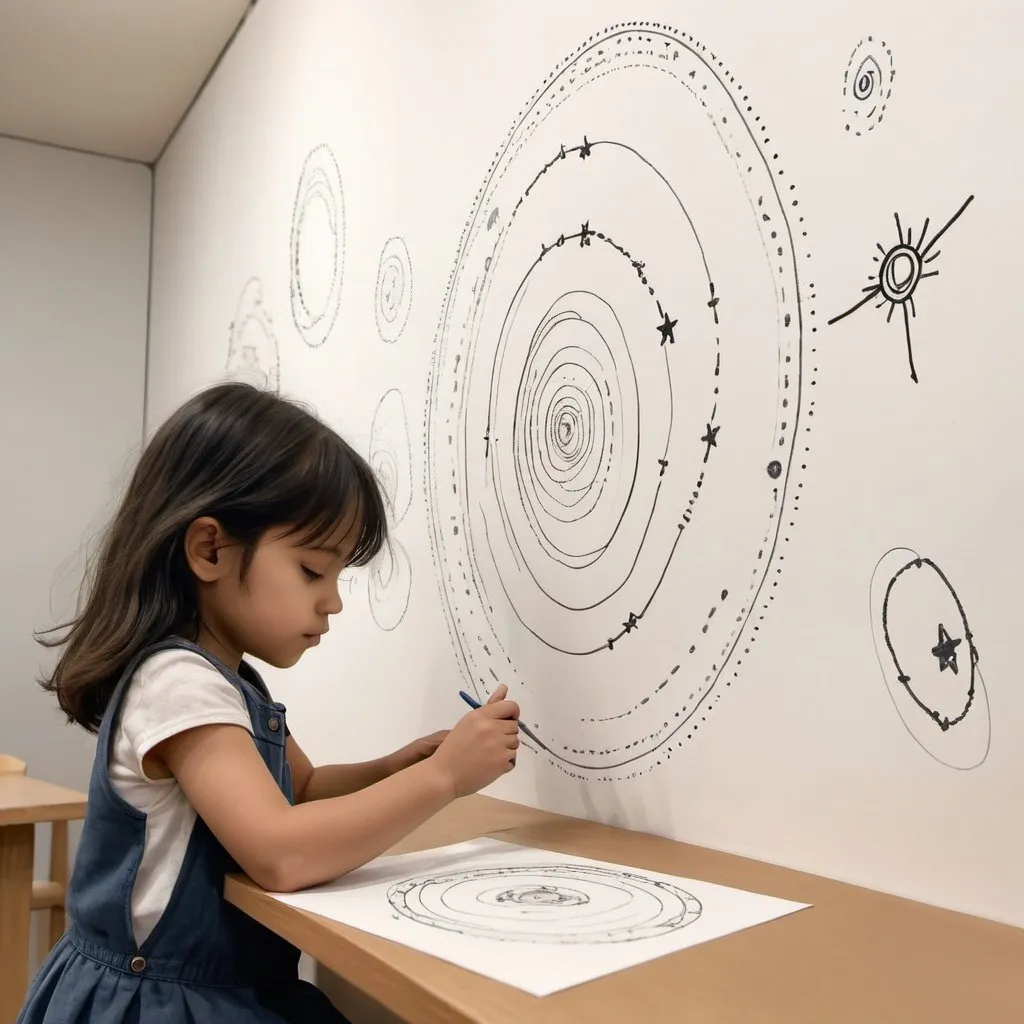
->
<box><xmin>185</xmin><ymin>516</ymin><xmax>357</xmax><ymax>669</ymax></box>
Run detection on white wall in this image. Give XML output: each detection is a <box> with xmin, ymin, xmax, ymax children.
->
<box><xmin>148</xmin><ymin>0</ymin><xmax>1024</xmax><ymax>931</ymax></box>
<box><xmin>0</xmin><ymin>137</ymin><xmax>151</xmax><ymax>950</ymax></box>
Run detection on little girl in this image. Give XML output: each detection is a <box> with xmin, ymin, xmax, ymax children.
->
<box><xmin>18</xmin><ymin>382</ymin><xmax>521</xmax><ymax>1023</ymax></box>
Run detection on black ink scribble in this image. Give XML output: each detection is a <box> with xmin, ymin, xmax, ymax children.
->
<box><xmin>387</xmin><ymin>863</ymin><xmax>702</xmax><ymax>944</ymax></box>
<box><xmin>367</xmin><ymin>388</ymin><xmax>413</xmax><ymax>630</ymax></box>
<box><xmin>423</xmin><ymin>23</ymin><xmax>816</xmax><ymax>779</ymax></box>
<box><xmin>289</xmin><ymin>144</ymin><xmax>344</xmax><ymax>348</ymax></box>
<box><xmin>828</xmin><ymin>195</ymin><xmax>974</xmax><ymax>382</ymax></box>
<box><xmin>375</xmin><ymin>236</ymin><xmax>414</xmax><ymax>344</ymax></box>
<box><xmin>225</xmin><ymin>277</ymin><xmax>280</xmax><ymax>392</ymax></box>
<box><xmin>842</xmin><ymin>36</ymin><xmax>895</xmax><ymax>136</ymax></box>
<box><xmin>869</xmin><ymin>546</ymin><xmax>991</xmax><ymax>770</ymax></box>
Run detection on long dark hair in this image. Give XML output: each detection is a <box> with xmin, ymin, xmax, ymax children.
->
<box><xmin>38</xmin><ymin>382</ymin><xmax>387</xmax><ymax>732</ymax></box>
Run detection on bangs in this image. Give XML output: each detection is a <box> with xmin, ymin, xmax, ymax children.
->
<box><xmin>279</xmin><ymin>431</ymin><xmax>388</xmax><ymax>567</ymax></box>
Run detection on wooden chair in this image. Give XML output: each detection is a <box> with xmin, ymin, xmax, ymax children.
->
<box><xmin>0</xmin><ymin>755</ymin><xmax>69</xmax><ymax>963</ymax></box>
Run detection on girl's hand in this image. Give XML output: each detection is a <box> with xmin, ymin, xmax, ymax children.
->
<box><xmin>388</xmin><ymin>730</ymin><xmax>449</xmax><ymax>774</ymax></box>
<box><xmin>387</xmin><ymin>685</ymin><xmax>509</xmax><ymax>775</ymax></box>
<box><xmin>431</xmin><ymin>684</ymin><xmax>520</xmax><ymax>797</ymax></box>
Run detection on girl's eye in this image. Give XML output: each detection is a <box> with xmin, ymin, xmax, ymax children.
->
<box><xmin>301</xmin><ymin>566</ymin><xmax>323</xmax><ymax>581</ymax></box>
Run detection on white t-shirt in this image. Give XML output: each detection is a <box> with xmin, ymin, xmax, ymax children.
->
<box><xmin>108</xmin><ymin>648</ymin><xmax>253</xmax><ymax>946</ymax></box>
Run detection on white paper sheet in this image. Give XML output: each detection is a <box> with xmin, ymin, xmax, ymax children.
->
<box><xmin>268</xmin><ymin>838</ymin><xmax>810</xmax><ymax>996</ymax></box>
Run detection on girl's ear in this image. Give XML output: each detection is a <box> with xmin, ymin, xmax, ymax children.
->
<box><xmin>183</xmin><ymin>516</ymin><xmax>232</xmax><ymax>582</ymax></box>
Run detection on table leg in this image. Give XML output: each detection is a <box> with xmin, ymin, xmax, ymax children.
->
<box><xmin>0</xmin><ymin>823</ymin><xmax>34</xmax><ymax>1024</ymax></box>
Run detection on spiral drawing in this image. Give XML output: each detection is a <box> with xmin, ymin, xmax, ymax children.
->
<box><xmin>375</xmin><ymin>236</ymin><xmax>414</xmax><ymax>344</ymax></box>
<box><xmin>842</xmin><ymin>36</ymin><xmax>895</xmax><ymax>136</ymax></box>
<box><xmin>424</xmin><ymin>23</ymin><xmax>817</xmax><ymax>778</ymax></box>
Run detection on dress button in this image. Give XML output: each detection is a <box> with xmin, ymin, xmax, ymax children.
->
<box><xmin>129</xmin><ymin>955</ymin><xmax>146</xmax><ymax>973</ymax></box>
<box><xmin>268</xmin><ymin>718</ymin><xmax>280</xmax><ymax>732</ymax></box>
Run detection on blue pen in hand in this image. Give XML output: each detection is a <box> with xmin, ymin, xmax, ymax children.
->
<box><xmin>458</xmin><ymin>689</ymin><xmax>546</xmax><ymax>750</ymax></box>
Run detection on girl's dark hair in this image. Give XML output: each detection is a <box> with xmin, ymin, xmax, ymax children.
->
<box><xmin>38</xmin><ymin>382</ymin><xmax>387</xmax><ymax>732</ymax></box>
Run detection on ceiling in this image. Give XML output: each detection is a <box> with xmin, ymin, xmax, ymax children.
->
<box><xmin>0</xmin><ymin>0</ymin><xmax>254</xmax><ymax>164</ymax></box>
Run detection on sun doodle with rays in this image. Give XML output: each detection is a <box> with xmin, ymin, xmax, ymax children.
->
<box><xmin>828</xmin><ymin>194</ymin><xmax>974</xmax><ymax>382</ymax></box>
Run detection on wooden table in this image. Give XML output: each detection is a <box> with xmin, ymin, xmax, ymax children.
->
<box><xmin>0</xmin><ymin>774</ymin><xmax>87</xmax><ymax>1024</ymax></box>
<box><xmin>225</xmin><ymin>795</ymin><xmax>1024</xmax><ymax>1024</ymax></box>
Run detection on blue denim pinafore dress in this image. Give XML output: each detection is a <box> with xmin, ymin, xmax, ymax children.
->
<box><xmin>17</xmin><ymin>637</ymin><xmax>347</xmax><ymax>1023</ymax></box>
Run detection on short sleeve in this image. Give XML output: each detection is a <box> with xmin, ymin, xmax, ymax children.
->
<box><xmin>119</xmin><ymin>648</ymin><xmax>252</xmax><ymax>781</ymax></box>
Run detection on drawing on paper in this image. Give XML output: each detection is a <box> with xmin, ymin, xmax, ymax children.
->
<box><xmin>842</xmin><ymin>37</ymin><xmax>895</xmax><ymax>136</ymax></box>
<box><xmin>387</xmin><ymin>863</ymin><xmax>702</xmax><ymax>944</ymax></box>
<box><xmin>828</xmin><ymin>195</ymin><xmax>974</xmax><ymax>382</ymax></box>
<box><xmin>423</xmin><ymin>22</ymin><xmax>817</xmax><ymax>778</ymax></box>
<box><xmin>367</xmin><ymin>388</ymin><xmax>413</xmax><ymax>630</ymax></box>
<box><xmin>290</xmin><ymin>144</ymin><xmax>344</xmax><ymax>347</ymax></box>
<box><xmin>225</xmin><ymin>277</ymin><xmax>280</xmax><ymax>392</ymax></box>
<box><xmin>267</xmin><ymin>837</ymin><xmax>811</xmax><ymax>998</ymax></box>
<box><xmin>375</xmin><ymin>236</ymin><xmax>414</xmax><ymax>344</ymax></box>
<box><xmin>869</xmin><ymin>547</ymin><xmax>990</xmax><ymax>770</ymax></box>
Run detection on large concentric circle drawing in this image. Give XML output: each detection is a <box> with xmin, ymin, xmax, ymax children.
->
<box><xmin>387</xmin><ymin>864</ymin><xmax>701</xmax><ymax>944</ymax></box>
<box><xmin>424</xmin><ymin>23</ymin><xmax>813</xmax><ymax>778</ymax></box>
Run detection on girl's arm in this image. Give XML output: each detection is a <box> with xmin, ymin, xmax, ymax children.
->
<box><xmin>286</xmin><ymin>732</ymin><xmax>449</xmax><ymax>803</ymax></box>
<box><xmin>152</xmin><ymin>697</ymin><xmax>519</xmax><ymax>893</ymax></box>
<box><xmin>286</xmin><ymin>737</ymin><xmax>391</xmax><ymax>801</ymax></box>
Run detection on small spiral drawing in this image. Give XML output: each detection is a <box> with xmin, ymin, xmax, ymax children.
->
<box><xmin>375</xmin><ymin>236</ymin><xmax>414</xmax><ymax>344</ymax></box>
<box><xmin>842</xmin><ymin>37</ymin><xmax>895</xmax><ymax>136</ymax></box>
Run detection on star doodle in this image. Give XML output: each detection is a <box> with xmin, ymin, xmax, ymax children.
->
<box><xmin>931</xmin><ymin>623</ymin><xmax>962</xmax><ymax>674</ymax></box>
<box><xmin>657</xmin><ymin>311</ymin><xmax>677</xmax><ymax>346</ymax></box>
<box><xmin>700</xmin><ymin>422</ymin><xmax>720</xmax><ymax>462</ymax></box>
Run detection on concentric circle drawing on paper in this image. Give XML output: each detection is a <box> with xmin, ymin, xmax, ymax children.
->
<box><xmin>387</xmin><ymin>863</ymin><xmax>702</xmax><ymax>944</ymax></box>
<box><xmin>869</xmin><ymin>547</ymin><xmax>990</xmax><ymax>770</ymax></box>
<box><xmin>375</xmin><ymin>236</ymin><xmax>414</xmax><ymax>343</ymax></box>
<box><xmin>225</xmin><ymin>277</ymin><xmax>280</xmax><ymax>392</ymax></box>
<box><xmin>424</xmin><ymin>22</ymin><xmax>817</xmax><ymax>778</ymax></box>
<box><xmin>290</xmin><ymin>143</ymin><xmax>345</xmax><ymax>347</ymax></box>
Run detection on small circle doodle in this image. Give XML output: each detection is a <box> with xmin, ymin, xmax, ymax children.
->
<box><xmin>842</xmin><ymin>37</ymin><xmax>895</xmax><ymax>136</ymax></box>
<box><xmin>375</xmin><ymin>236</ymin><xmax>414</xmax><ymax>344</ymax></box>
<box><xmin>869</xmin><ymin>547</ymin><xmax>991</xmax><ymax>770</ymax></box>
